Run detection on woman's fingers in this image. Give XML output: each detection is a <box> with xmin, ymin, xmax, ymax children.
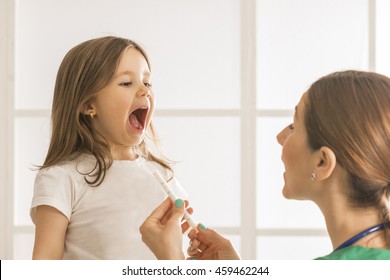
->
<box><xmin>167</xmin><ymin>199</ymin><xmax>185</xmax><ymax>225</ymax></box>
<box><xmin>188</xmin><ymin>229</ymin><xmax>197</xmax><ymax>240</ymax></box>
<box><xmin>187</xmin><ymin>238</ymin><xmax>200</xmax><ymax>256</ymax></box>
<box><xmin>161</xmin><ymin>200</ymin><xmax>192</xmax><ymax>225</ymax></box>
<box><xmin>148</xmin><ymin>198</ymin><xmax>173</xmax><ymax>221</ymax></box>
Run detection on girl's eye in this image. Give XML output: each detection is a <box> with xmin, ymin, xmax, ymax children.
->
<box><xmin>144</xmin><ymin>82</ymin><xmax>152</xmax><ymax>88</ymax></box>
<box><xmin>288</xmin><ymin>123</ymin><xmax>294</xmax><ymax>130</ymax></box>
<box><xmin>120</xmin><ymin>81</ymin><xmax>132</xmax><ymax>87</ymax></box>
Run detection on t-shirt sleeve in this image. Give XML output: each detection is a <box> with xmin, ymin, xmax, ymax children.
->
<box><xmin>30</xmin><ymin>166</ymin><xmax>73</xmax><ymax>224</ymax></box>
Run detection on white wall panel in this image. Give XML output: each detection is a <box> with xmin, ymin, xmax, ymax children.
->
<box><xmin>13</xmin><ymin>233</ymin><xmax>34</xmax><ymax>260</ymax></box>
<box><xmin>256</xmin><ymin>0</ymin><xmax>369</xmax><ymax>110</ymax></box>
<box><xmin>16</xmin><ymin>0</ymin><xmax>240</xmax><ymax>110</ymax></box>
<box><xmin>14</xmin><ymin>117</ymin><xmax>50</xmax><ymax>226</ymax></box>
<box><xmin>376</xmin><ymin>0</ymin><xmax>390</xmax><ymax>76</ymax></box>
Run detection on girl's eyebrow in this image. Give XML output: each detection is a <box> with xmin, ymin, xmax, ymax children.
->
<box><xmin>115</xmin><ymin>70</ymin><xmax>151</xmax><ymax>78</ymax></box>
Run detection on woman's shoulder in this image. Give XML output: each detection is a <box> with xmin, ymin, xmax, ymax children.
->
<box><xmin>316</xmin><ymin>246</ymin><xmax>390</xmax><ymax>260</ymax></box>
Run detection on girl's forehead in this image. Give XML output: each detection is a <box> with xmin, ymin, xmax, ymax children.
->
<box><xmin>116</xmin><ymin>48</ymin><xmax>150</xmax><ymax>75</ymax></box>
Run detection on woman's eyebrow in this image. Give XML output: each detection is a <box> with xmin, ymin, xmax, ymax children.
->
<box><xmin>294</xmin><ymin>105</ymin><xmax>298</xmax><ymax>119</ymax></box>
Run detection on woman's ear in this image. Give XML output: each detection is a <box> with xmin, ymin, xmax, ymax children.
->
<box><xmin>315</xmin><ymin>146</ymin><xmax>337</xmax><ymax>182</ymax></box>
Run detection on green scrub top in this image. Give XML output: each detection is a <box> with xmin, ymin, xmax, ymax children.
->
<box><xmin>316</xmin><ymin>246</ymin><xmax>390</xmax><ymax>260</ymax></box>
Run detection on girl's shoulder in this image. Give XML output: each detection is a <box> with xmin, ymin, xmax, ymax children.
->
<box><xmin>37</xmin><ymin>154</ymin><xmax>97</xmax><ymax>178</ymax></box>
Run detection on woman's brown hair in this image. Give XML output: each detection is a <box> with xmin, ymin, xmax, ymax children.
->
<box><xmin>305</xmin><ymin>70</ymin><xmax>390</xmax><ymax>247</ymax></box>
<box><xmin>41</xmin><ymin>36</ymin><xmax>172</xmax><ymax>186</ymax></box>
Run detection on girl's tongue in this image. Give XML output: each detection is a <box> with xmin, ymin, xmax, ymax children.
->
<box><xmin>129</xmin><ymin>113</ymin><xmax>143</xmax><ymax>130</ymax></box>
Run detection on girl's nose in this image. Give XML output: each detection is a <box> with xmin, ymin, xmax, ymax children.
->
<box><xmin>137</xmin><ymin>84</ymin><xmax>151</xmax><ymax>98</ymax></box>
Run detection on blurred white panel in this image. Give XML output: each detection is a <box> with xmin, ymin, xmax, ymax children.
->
<box><xmin>256</xmin><ymin>117</ymin><xmax>326</xmax><ymax>229</ymax></box>
<box><xmin>256</xmin><ymin>0</ymin><xmax>369</xmax><ymax>109</ymax></box>
<box><xmin>14</xmin><ymin>117</ymin><xmax>50</xmax><ymax>226</ymax></box>
<box><xmin>14</xmin><ymin>233</ymin><xmax>34</xmax><ymax>260</ymax></box>
<box><xmin>16</xmin><ymin>0</ymin><xmax>240</xmax><ymax>109</ymax></box>
<box><xmin>153</xmin><ymin>116</ymin><xmax>240</xmax><ymax>227</ymax></box>
<box><xmin>376</xmin><ymin>0</ymin><xmax>390</xmax><ymax>76</ymax></box>
<box><xmin>257</xmin><ymin>236</ymin><xmax>332</xmax><ymax>260</ymax></box>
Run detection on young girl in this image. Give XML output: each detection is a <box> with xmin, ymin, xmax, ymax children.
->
<box><xmin>30</xmin><ymin>36</ymin><xmax>186</xmax><ymax>259</ymax></box>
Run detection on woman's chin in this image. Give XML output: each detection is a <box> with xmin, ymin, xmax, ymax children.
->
<box><xmin>282</xmin><ymin>186</ymin><xmax>293</xmax><ymax>199</ymax></box>
<box><xmin>282</xmin><ymin>186</ymin><xmax>308</xmax><ymax>201</ymax></box>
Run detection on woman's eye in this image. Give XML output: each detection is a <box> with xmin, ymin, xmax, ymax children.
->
<box><xmin>120</xmin><ymin>81</ymin><xmax>132</xmax><ymax>87</ymax></box>
<box><xmin>144</xmin><ymin>82</ymin><xmax>152</xmax><ymax>88</ymax></box>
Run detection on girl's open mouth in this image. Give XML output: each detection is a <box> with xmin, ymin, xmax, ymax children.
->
<box><xmin>129</xmin><ymin>107</ymin><xmax>148</xmax><ymax>130</ymax></box>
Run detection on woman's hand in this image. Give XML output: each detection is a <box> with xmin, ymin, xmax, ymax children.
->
<box><xmin>140</xmin><ymin>198</ymin><xmax>191</xmax><ymax>260</ymax></box>
<box><xmin>187</xmin><ymin>225</ymin><xmax>241</xmax><ymax>260</ymax></box>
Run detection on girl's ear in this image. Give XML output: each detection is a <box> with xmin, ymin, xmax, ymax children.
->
<box><xmin>315</xmin><ymin>146</ymin><xmax>337</xmax><ymax>182</ymax></box>
<box><xmin>82</xmin><ymin>103</ymin><xmax>95</xmax><ymax>116</ymax></box>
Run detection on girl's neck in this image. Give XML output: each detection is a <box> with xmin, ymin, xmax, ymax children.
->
<box><xmin>110</xmin><ymin>146</ymin><xmax>139</xmax><ymax>160</ymax></box>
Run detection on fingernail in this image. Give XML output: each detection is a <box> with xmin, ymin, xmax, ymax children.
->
<box><xmin>175</xmin><ymin>199</ymin><xmax>183</xmax><ymax>208</ymax></box>
<box><xmin>191</xmin><ymin>258</ymin><xmax>198</xmax><ymax>260</ymax></box>
<box><xmin>199</xmin><ymin>223</ymin><xmax>207</xmax><ymax>230</ymax></box>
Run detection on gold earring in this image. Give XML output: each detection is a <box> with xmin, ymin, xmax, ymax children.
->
<box><xmin>311</xmin><ymin>172</ymin><xmax>317</xmax><ymax>182</ymax></box>
<box><xmin>90</xmin><ymin>112</ymin><xmax>94</xmax><ymax>119</ymax></box>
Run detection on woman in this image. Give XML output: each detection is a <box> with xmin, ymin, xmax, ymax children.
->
<box><xmin>140</xmin><ymin>70</ymin><xmax>390</xmax><ymax>259</ymax></box>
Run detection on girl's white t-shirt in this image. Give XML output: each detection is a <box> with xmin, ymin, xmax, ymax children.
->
<box><xmin>30</xmin><ymin>154</ymin><xmax>187</xmax><ymax>259</ymax></box>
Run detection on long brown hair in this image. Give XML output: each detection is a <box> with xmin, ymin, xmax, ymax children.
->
<box><xmin>41</xmin><ymin>36</ymin><xmax>172</xmax><ymax>186</ymax></box>
<box><xmin>305</xmin><ymin>70</ymin><xmax>390</xmax><ymax>247</ymax></box>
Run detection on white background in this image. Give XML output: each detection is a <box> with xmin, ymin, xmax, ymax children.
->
<box><xmin>1</xmin><ymin>0</ymin><xmax>389</xmax><ymax>260</ymax></box>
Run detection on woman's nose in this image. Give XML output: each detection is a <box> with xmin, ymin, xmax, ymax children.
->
<box><xmin>276</xmin><ymin>126</ymin><xmax>289</xmax><ymax>146</ymax></box>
